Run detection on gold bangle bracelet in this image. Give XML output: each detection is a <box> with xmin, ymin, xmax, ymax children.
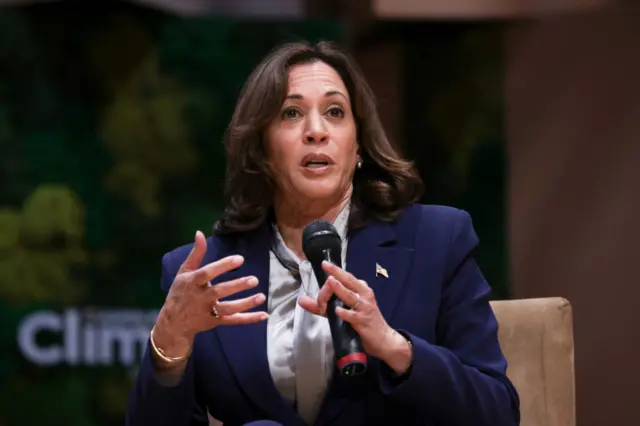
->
<box><xmin>149</xmin><ymin>326</ymin><xmax>190</xmax><ymax>363</ymax></box>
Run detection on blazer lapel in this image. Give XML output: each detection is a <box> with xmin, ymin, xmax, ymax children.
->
<box><xmin>212</xmin><ymin>226</ymin><xmax>303</xmax><ymax>426</ymax></box>
<box><xmin>315</xmin><ymin>220</ymin><xmax>415</xmax><ymax>426</ymax></box>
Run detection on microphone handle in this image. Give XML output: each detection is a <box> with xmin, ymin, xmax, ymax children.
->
<box><xmin>326</xmin><ymin>294</ymin><xmax>368</xmax><ymax>376</ymax></box>
<box><xmin>308</xmin><ymin>248</ymin><xmax>368</xmax><ymax>376</ymax></box>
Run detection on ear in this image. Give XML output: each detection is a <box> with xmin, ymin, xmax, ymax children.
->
<box><xmin>355</xmin><ymin>152</ymin><xmax>363</xmax><ymax>170</ymax></box>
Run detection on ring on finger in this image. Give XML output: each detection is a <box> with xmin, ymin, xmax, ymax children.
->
<box><xmin>350</xmin><ymin>293</ymin><xmax>361</xmax><ymax>309</ymax></box>
<box><xmin>211</xmin><ymin>300</ymin><xmax>221</xmax><ymax>318</ymax></box>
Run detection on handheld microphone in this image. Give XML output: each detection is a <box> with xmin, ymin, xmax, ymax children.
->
<box><xmin>302</xmin><ymin>220</ymin><xmax>368</xmax><ymax>377</ymax></box>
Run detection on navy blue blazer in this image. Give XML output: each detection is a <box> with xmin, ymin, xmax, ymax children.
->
<box><xmin>126</xmin><ymin>204</ymin><xmax>520</xmax><ymax>426</ymax></box>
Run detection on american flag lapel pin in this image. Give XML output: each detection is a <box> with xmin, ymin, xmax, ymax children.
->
<box><xmin>376</xmin><ymin>263</ymin><xmax>388</xmax><ymax>278</ymax></box>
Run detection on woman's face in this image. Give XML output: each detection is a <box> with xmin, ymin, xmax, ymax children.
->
<box><xmin>265</xmin><ymin>61</ymin><xmax>358</xmax><ymax>208</ymax></box>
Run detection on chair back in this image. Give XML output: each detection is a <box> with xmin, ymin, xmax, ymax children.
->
<box><xmin>491</xmin><ymin>297</ymin><xmax>576</xmax><ymax>426</ymax></box>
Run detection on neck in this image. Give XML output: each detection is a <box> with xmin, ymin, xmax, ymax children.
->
<box><xmin>273</xmin><ymin>188</ymin><xmax>351</xmax><ymax>259</ymax></box>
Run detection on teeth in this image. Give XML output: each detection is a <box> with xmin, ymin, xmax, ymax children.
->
<box><xmin>306</xmin><ymin>161</ymin><xmax>328</xmax><ymax>167</ymax></box>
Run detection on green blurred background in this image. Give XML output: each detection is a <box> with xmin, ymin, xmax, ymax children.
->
<box><xmin>0</xmin><ymin>3</ymin><xmax>506</xmax><ymax>425</ymax></box>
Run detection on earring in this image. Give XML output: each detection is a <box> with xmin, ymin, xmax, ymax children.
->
<box><xmin>356</xmin><ymin>159</ymin><xmax>363</xmax><ymax>169</ymax></box>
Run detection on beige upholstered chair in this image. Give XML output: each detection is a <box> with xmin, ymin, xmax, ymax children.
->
<box><xmin>208</xmin><ymin>414</ymin><xmax>222</xmax><ymax>426</ymax></box>
<box><xmin>491</xmin><ymin>297</ymin><xmax>576</xmax><ymax>426</ymax></box>
<box><xmin>209</xmin><ymin>297</ymin><xmax>576</xmax><ymax>426</ymax></box>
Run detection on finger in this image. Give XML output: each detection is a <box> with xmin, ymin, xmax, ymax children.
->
<box><xmin>316</xmin><ymin>282</ymin><xmax>335</xmax><ymax>313</ymax></box>
<box><xmin>335</xmin><ymin>306</ymin><xmax>359</xmax><ymax>323</ymax></box>
<box><xmin>179</xmin><ymin>231</ymin><xmax>208</xmax><ymax>274</ymax></box>
<box><xmin>322</xmin><ymin>261</ymin><xmax>370</xmax><ymax>294</ymax></box>
<box><xmin>207</xmin><ymin>275</ymin><xmax>259</xmax><ymax>300</ymax></box>
<box><xmin>218</xmin><ymin>311</ymin><xmax>269</xmax><ymax>326</ymax></box>
<box><xmin>298</xmin><ymin>295</ymin><xmax>324</xmax><ymax>316</ymax></box>
<box><xmin>328</xmin><ymin>277</ymin><xmax>360</xmax><ymax>308</ymax></box>
<box><xmin>215</xmin><ymin>293</ymin><xmax>266</xmax><ymax>316</ymax></box>
<box><xmin>189</xmin><ymin>255</ymin><xmax>245</xmax><ymax>286</ymax></box>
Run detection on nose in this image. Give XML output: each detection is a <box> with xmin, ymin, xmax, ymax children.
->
<box><xmin>304</xmin><ymin>130</ymin><xmax>328</xmax><ymax>144</ymax></box>
<box><xmin>304</xmin><ymin>114</ymin><xmax>329</xmax><ymax>144</ymax></box>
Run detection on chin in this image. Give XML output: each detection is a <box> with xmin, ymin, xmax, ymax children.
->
<box><xmin>296</xmin><ymin>181</ymin><xmax>343</xmax><ymax>202</ymax></box>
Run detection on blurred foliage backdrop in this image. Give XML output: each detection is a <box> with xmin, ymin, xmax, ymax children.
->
<box><xmin>0</xmin><ymin>3</ymin><xmax>507</xmax><ymax>425</ymax></box>
<box><xmin>402</xmin><ymin>22</ymin><xmax>508</xmax><ymax>300</ymax></box>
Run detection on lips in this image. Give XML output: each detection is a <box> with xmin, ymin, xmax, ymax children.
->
<box><xmin>301</xmin><ymin>153</ymin><xmax>334</xmax><ymax>168</ymax></box>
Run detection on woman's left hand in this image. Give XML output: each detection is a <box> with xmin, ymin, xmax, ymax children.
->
<box><xmin>299</xmin><ymin>261</ymin><xmax>411</xmax><ymax>369</ymax></box>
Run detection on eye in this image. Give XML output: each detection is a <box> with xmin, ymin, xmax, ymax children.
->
<box><xmin>282</xmin><ymin>107</ymin><xmax>300</xmax><ymax>119</ymax></box>
<box><xmin>327</xmin><ymin>106</ymin><xmax>344</xmax><ymax>118</ymax></box>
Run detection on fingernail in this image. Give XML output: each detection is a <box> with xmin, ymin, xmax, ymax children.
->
<box><xmin>231</xmin><ymin>255</ymin><xmax>244</xmax><ymax>264</ymax></box>
<box><xmin>247</xmin><ymin>276</ymin><xmax>258</xmax><ymax>286</ymax></box>
<box><xmin>260</xmin><ymin>312</ymin><xmax>269</xmax><ymax>320</ymax></box>
<box><xmin>255</xmin><ymin>293</ymin><xmax>265</xmax><ymax>303</ymax></box>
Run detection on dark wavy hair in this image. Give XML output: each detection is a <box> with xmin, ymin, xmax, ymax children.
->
<box><xmin>213</xmin><ymin>41</ymin><xmax>423</xmax><ymax>234</ymax></box>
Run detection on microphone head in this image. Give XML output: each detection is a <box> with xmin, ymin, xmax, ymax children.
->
<box><xmin>302</xmin><ymin>220</ymin><xmax>342</xmax><ymax>266</ymax></box>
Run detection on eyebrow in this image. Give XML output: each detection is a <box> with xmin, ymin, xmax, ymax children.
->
<box><xmin>285</xmin><ymin>90</ymin><xmax>348</xmax><ymax>101</ymax></box>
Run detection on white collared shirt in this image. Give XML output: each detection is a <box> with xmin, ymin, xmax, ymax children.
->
<box><xmin>266</xmin><ymin>203</ymin><xmax>350</xmax><ymax>424</ymax></box>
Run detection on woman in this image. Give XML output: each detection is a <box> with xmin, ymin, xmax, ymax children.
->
<box><xmin>126</xmin><ymin>41</ymin><xmax>520</xmax><ymax>426</ymax></box>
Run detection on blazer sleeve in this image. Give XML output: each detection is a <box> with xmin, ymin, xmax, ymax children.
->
<box><xmin>378</xmin><ymin>209</ymin><xmax>520</xmax><ymax>426</ymax></box>
<box><xmin>125</xmin><ymin>251</ymin><xmax>209</xmax><ymax>426</ymax></box>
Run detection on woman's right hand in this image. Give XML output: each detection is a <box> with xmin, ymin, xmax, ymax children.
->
<box><xmin>152</xmin><ymin>231</ymin><xmax>268</xmax><ymax>367</ymax></box>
